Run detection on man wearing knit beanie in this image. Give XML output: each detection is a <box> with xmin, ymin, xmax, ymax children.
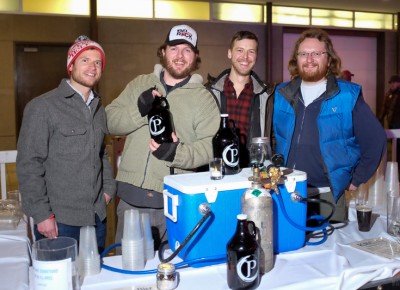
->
<box><xmin>67</xmin><ymin>35</ymin><xmax>105</xmax><ymax>76</ymax></box>
<box><xmin>17</xmin><ymin>35</ymin><xmax>116</xmax><ymax>255</ymax></box>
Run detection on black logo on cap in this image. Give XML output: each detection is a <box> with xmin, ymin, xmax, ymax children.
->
<box><xmin>176</xmin><ymin>29</ymin><xmax>192</xmax><ymax>40</ymax></box>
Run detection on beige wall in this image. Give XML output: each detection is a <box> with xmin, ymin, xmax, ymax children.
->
<box><xmin>0</xmin><ymin>14</ymin><xmax>91</xmax><ymax>150</ymax></box>
<box><xmin>0</xmin><ymin>15</ymin><xmax>268</xmax><ymax>150</ymax></box>
<box><xmin>0</xmin><ymin>14</ymin><xmax>398</xmax><ymax>151</ymax></box>
<box><xmin>0</xmin><ymin>40</ymin><xmax>15</xmax><ymax>149</ymax></box>
<box><xmin>98</xmin><ymin>19</ymin><xmax>267</xmax><ymax>105</ymax></box>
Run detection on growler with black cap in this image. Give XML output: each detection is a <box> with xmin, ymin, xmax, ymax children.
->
<box><xmin>147</xmin><ymin>96</ymin><xmax>174</xmax><ymax>144</ymax></box>
<box><xmin>227</xmin><ymin>214</ymin><xmax>260</xmax><ymax>289</ymax></box>
<box><xmin>212</xmin><ymin>114</ymin><xmax>240</xmax><ymax>175</ymax></box>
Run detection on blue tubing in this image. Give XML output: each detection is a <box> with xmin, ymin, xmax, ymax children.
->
<box><xmin>274</xmin><ymin>193</ymin><xmax>331</xmax><ymax>246</ymax></box>
<box><xmin>100</xmin><ymin>191</ymin><xmax>333</xmax><ymax>275</ymax></box>
<box><xmin>100</xmin><ymin>242</ymin><xmax>226</xmax><ymax>275</ymax></box>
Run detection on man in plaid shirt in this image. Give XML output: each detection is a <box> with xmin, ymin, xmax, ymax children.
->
<box><xmin>208</xmin><ymin>31</ymin><xmax>275</xmax><ymax>167</ymax></box>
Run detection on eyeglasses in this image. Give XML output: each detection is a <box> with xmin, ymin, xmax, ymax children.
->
<box><xmin>297</xmin><ymin>51</ymin><xmax>328</xmax><ymax>58</ymax></box>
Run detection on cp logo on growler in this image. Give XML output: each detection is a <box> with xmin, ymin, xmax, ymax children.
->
<box><xmin>149</xmin><ymin>115</ymin><xmax>166</xmax><ymax>136</ymax></box>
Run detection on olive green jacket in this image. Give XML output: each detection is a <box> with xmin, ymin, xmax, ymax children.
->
<box><xmin>106</xmin><ymin>64</ymin><xmax>220</xmax><ymax>193</ymax></box>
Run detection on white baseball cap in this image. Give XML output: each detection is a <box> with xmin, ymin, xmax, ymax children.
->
<box><xmin>166</xmin><ymin>24</ymin><xmax>198</xmax><ymax>49</ymax></box>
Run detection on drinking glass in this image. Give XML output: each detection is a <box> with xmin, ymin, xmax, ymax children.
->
<box><xmin>32</xmin><ymin>237</ymin><xmax>80</xmax><ymax>290</ymax></box>
<box><xmin>6</xmin><ymin>190</ymin><xmax>23</xmax><ymax>217</ymax></box>
<box><xmin>356</xmin><ymin>205</ymin><xmax>372</xmax><ymax>232</ymax></box>
<box><xmin>388</xmin><ymin>197</ymin><xmax>400</xmax><ymax>241</ymax></box>
<box><xmin>6</xmin><ymin>190</ymin><xmax>21</xmax><ymax>203</ymax></box>
<box><xmin>209</xmin><ymin>158</ymin><xmax>224</xmax><ymax>180</ymax></box>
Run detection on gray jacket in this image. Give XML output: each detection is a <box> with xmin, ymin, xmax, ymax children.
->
<box><xmin>17</xmin><ymin>79</ymin><xmax>116</xmax><ymax>226</ymax></box>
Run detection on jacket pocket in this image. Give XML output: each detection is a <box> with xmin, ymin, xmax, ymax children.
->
<box><xmin>59</xmin><ymin>127</ymin><xmax>88</xmax><ymax>154</ymax></box>
<box><xmin>60</xmin><ymin>127</ymin><xmax>87</xmax><ymax>136</ymax></box>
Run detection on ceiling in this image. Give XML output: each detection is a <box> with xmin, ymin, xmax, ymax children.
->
<box><xmin>214</xmin><ymin>0</ymin><xmax>400</xmax><ymax>14</ymax></box>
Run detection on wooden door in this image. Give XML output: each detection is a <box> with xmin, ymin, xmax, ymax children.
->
<box><xmin>15</xmin><ymin>44</ymin><xmax>69</xmax><ymax>137</ymax></box>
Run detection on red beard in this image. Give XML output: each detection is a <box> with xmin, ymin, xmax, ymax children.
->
<box><xmin>298</xmin><ymin>63</ymin><xmax>328</xmax><ymax>82</ymax></box>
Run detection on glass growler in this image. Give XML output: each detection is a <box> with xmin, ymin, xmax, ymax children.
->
<box><xmin>147</xmin><ymin>96</ymin><xmax>174</xmax><ymax>144</ymax></box>
<box><xmin>212</xmin><ymin>114</ymin><xmax>240</xmax><ymax>175</ymax></box>
<box><xmin>227</xmin><ymin>214</ymin><xmax>260</xmax><ymax>290</ymax></box>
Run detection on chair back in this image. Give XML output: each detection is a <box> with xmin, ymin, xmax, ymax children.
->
<box><xmin>0</xmin><ymin>150</ymin><xmax>18</xmax><ymax>200</ymax></box>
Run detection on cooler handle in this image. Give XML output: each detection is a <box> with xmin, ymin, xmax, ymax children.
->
<box><xmin>284</xmin><ymin>176</ymin><xmax>297</xmax><ymax>193</ymax></box>
<box><xmin>163</xmin><ymin>189</ymin><xmax>179</xmax><ymax>222</ymax></box>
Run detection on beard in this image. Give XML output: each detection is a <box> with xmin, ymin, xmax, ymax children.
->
<box><xmin>231</xmin><ymin>60</ymin><xmax>254</xmax><ymax>77</ymax></box>
<box><xmin>161</xmin><ymin>55</ymin><xmax>197</xmax><ymax>79</ymax></box>
<box><xmin>298</xmin><ymin>63</ymin><xmax>328</xmax><ymax>82</ymax></box>
<box><xmin>70</xmin><ymin>70</ymin><xmax>100</xmax><ymax>88</ymax></box>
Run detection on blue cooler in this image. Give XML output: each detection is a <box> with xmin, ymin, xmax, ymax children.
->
<box><xmin>163</xmin><ymin>168</ymin><xmax>307</xmax><ymax>267</ymax></box>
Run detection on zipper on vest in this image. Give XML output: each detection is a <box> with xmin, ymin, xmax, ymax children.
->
<box><xmin>292</xmin><ymin>100</ymin><xmax>307</xmax><ymax>170</ymax></box>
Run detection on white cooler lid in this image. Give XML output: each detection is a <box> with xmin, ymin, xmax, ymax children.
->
<box><xmin>164</xmin><ymin>167</ymin><xmax>306</xmax><ymax>194</ymax></box>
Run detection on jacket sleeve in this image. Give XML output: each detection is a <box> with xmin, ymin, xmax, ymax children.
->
<box><xmin>172</xmin><ymin>90</ymin><xmax>221</xmax><ymax>169</ymax></box>
<box><xmin>106</xmin><ymin>78</ymin><xmax>152</xmax><ymax>136</ymax></box>
<box><xmin>351</xmin><ymin>93</ymin><xmax>387</xmax><ymax>186</ymax></box>
<box><xmin>16</xmin><ymin>99</ymin><xmax>53</xmax><ymax>223</ymax></box>
<box><xmin>101</xmin><ymin>142</ymin><xmax>117</xmax><ymax>198</ymax></box>
<box><xmin>378</xmin><ymin>91</ymin><xmax>390</xmax><ymax>123</ymax></box>
<box><xmin>265</xmin><ymin>91</ymin><xmax>275</xmax><ymax>150</ymax></box>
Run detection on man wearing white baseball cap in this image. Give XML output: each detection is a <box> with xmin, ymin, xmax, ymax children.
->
<box><xmin>17</xmin><ymin>35</ymin><xmax>116</xmax><ymax>253</ymax></box>
<box><xmin>165</xmin><ymin>24</ymin><xmax>198</xmax><ymax>49</ymax></box>
<box><xmin>106</xmin><ymin>24</ymin><xmax>220</xmax><ymax>252</ymax></box>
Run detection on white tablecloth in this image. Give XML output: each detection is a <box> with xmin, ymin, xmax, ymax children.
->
<box><xmin>82</xmin><ymin>206</ymin><xmax>400</xmax><ymax>290</ymax></box>
<box><xmin>0</xmin><ymin>218</ymin><xmax>31</xmax><ymax>290</ymax></box>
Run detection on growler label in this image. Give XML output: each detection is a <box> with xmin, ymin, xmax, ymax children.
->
<box><xmin>147</xmin><ymin>95</ymin><xmax>174</xmax><ymax>144</ymax></box>
<box><xmin>236</xmin><ymin>254</ymin><xmax>258</xmax><ymax>283</ymax></box>
<box><xmin>149</xmin><ymin>115</ymin><xmax>166</xmax><ymax>136</ymax></box>
<box><xmin>227</xmin><ymin>214</ymin><xmax>260</xmax><ymax>289</ymax></box>
<box><xmin>213</xmin><ymin>114</ymin><xmax>240</xmax><ymax>174</ymax></box>
<box><xmin>222</xmin><ymin>144</ymin><xmax>239</xmax><ymax>167</ymax></box>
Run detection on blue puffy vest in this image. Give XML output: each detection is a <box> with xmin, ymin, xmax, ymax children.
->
<box><xmin>273</xmin><ymin>80</ymin><xmax>361</xmax><ymax>202</ymax></box>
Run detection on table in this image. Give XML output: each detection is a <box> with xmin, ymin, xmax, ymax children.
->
<box><xmin>0</xmin><ymin>217</ymin><xmax>31</xmax><ymax>290</ymax></box>
<box><xmin>81</xmin><ymin>205</ymin><xmax>400</xmax><ymax>290</ymax></box>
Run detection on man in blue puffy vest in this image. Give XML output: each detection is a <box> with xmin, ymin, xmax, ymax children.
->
<box><xmin>273</xmin><ymin>28</ymin><xmax>386</xmax><ymax>222</ymax></box>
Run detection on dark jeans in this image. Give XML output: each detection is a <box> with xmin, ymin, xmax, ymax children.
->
<box><xmin>34</xmin><ymin>214</ymin><xmax>107</xmax><ymax>254</ymax></box>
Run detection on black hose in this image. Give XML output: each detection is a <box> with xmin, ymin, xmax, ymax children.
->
<box><xmin>301</xmin><ymin>197</ymin><xmax>336</xmax><ymax>226</ymax></box>
<box><xmin>158</xmin><ymin>210</ymin><xmax>212</xmax><ymax>263</ymax></box>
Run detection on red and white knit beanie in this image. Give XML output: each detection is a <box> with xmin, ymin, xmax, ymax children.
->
<box><xmin>67</xmin><ymin>35</ymin><xmax>105</xmax><ymax>75</ymax></box>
